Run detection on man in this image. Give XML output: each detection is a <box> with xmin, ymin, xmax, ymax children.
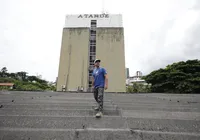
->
<box><xmin>92</xmin><ymin>59</ymin><xmax>108</xmax><ymax>118</ymax></box>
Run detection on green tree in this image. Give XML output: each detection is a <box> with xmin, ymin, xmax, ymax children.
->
<box><xmin>126</xmin><ymin>83</ymin><xmax>151</xmax><ymax>93</ymax></box>
<box><xmin>16</xmin><ymin>72</ymin><xmax>28</xmax><ymax>81</ymax></box>
<box><xmin>0</xmin><ymin>68</ymin><xmax>55</xmax><ymax>91</ymax></box>
<box><xmin>0</xmin><ymin>67</ymin><xmax>8</xmax><ymax>77</ymax></box>
<box><xmin>9</xmin><ymin>73</ymin><xmax>17</xmax><ymax>79</ymax></box>
<box><xmin>144</xmin><ymin>59</ymin><xmax>200</xmax><ymax>93</ymax></box>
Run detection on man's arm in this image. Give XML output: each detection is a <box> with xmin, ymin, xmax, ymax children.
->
<box><xmin>104</xmin><ymin>74</ymin><xmax>108</xmax><ymax>89</ymax></box>
<box><xmin>103</xmin><ymin>68</ymin><xmax>108</xmax><ymax>89</ymax></box>
<box><xmin>92</xmin><ymin>76</ymin><xmax>94</xmax><ymax>87</ymax></box>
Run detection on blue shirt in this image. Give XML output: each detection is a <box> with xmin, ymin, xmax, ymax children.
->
<box><xmin>93</xmin><ymin>67</ymin><xmax>107</xmax><ymax>88</ymax></box>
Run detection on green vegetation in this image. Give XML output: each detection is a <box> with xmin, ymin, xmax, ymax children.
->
<box><xmin>0</xmin><ymin>67</ymin><xmax>56</xmax><ymax>91</ymax></box>
<box><xmin>144</xmin><ymin>59</ymin><xmax>200</xmax><ymax>93</ymax></box>
<box><xmin>126</xmin><ymin>83</ymin><xmax>151</xmax><ymax>93</ymax></box>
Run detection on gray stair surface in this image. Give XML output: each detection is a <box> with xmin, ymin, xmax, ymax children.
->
<box><xmin>0</xmin><ymin>91</ymin><xmax>200</xmax><ymax>140</ymax></box>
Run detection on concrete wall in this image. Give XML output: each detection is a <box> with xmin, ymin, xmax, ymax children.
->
<box><xmin>57</xmin><ymin>28</ymin><xmax>90</xmax><ymax>91</ymax></box>
<box><xmin>96</xmin><ymin>28</ymin><xmax>126</xmax><ymax>92</ymax></box>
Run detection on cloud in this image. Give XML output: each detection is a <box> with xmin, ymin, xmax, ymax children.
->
<box><xmin>132</xmin><ymin>1</ymin><xmax>200</xmax><ymax>76</ymax></box>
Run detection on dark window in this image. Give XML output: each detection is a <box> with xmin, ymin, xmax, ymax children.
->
<box><xmin>91</xmin><ymin>30</ymin><xmax>96</xmax><ymax>34</ymax></box>
<box><xmin>90</xmin><ymin>40</ymin><xmax>96</xmax><ymax>43</ymax></box>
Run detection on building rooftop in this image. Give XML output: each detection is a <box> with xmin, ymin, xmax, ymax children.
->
<box><xmin>0</xmin><ymin>83</ymin><xmax>14</xmax><ymax>86</ymax></box>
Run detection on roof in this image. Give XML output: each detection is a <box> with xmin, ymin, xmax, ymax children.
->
<box><xmin>0</xmin><ymin>83</ymin><xmax>14</xmax><ymax>86</ymax></box>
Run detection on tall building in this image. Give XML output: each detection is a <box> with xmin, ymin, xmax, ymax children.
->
<box><xmin>126</xmin><ymin>68</ymin><xmax>130</xmax><ymax>78</ymax></box>
<box><xmin>57</xmin><ymin>14</ymin><xmax>126</xmax><ymax>92</ymax></box>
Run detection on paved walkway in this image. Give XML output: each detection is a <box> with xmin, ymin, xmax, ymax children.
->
<box><xmin>0</xmin><ymin>91</ymin><xmax>200</xmax><ymax>140</ymax></box>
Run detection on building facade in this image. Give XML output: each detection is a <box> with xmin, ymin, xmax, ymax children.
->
<box><xmin>57</xmin><ymin>14</ymin><xmax>126</xmax><ymax>92</ymax></box>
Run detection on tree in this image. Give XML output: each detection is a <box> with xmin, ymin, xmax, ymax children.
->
<box><xmin>126</xmin><ymin>83</ymin><xmax>151</xmax><ymax>93</ymax></box>
<box><xmin>9</xmin><ymin>73</ymin><xmax>17</xmax><ymax>79</ymax></box>
<box><xmin>1</xmin><ymin>67</ymin><xmax>8</xmax><ymax>73</ymax></box>
<box><xmin>16</xmin><ymin>72</ymin><xmax>28</xmax><ymax>81</ymax></box>
<box><xmin>0</xmin><ymin>67</ymin><xmax>8</xmax><ymax>77</ymax></box>
<box><xmin>0</xmin><ymin>68</ymin><xmax>55</xmax><ymax>91</ymax></box>
<box><xmin>144</xmin><ymin>59</ymin><xmax>200</xmax><ymax>93</ymax></box>
<box><xmin>27</xmin><ymin>76</ymin><xmax>39</xmax><ymax>82</ymax></box>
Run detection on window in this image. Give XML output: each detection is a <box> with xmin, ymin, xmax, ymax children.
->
<box><xmin>90</xmin><ymin>28</ymin><xmax>96</xmax><ymax>31</ymax></box>
<box><xmin>91</xmin><ymin>20</ymin><xmax>97</xmax><ymax>24</ymax></box>
<box><xmin>90</xmin><ymin>52</ymin><xmax>96</xmax><ymax>55</ymax></box>
<box><xmin>90</xmin><ymin>56</ymin><xmax>95</xmax><ymax>61</ymax></box>
<box><xmin>90</xmin><ymin>40</ymin><xmax>96</xmax><ymax>43</ymax></box>
<box><xmin>89</xmin><ymin>66</ymin><xmax>94</xmax><ymax>71</ymax></box>
<box><xmin>90</xmin><ymin>30</ymin><xmax>96</xmax><ymax>34</ymax></box>
<box><xmin>90</xmin><ymin>47</ymin><xmax>96</xmax><ymax>52</ymax></box>
<box><xmin>90</xmin><ymin>36</ymin><xmax>96</xmax><ymax>41</ymax></box>
<box><xmin>89</xmin><ymin>76</ymin><xmax>93</xmax><ymax>81</ymax></box>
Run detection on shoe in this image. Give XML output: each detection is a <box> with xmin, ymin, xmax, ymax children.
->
<box><xmin>96</xmin><ymin>111</ymin><xmax>103</xmax><ymax>118</ymax></box>
<box><xmin>94</xmin><ymin>107</ymin><xmax>99</xmax><ymax>111</ymax></box>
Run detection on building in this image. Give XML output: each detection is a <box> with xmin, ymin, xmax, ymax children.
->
<box><xmin>126</xmin><ymin>71</ymin><xmax>148</xmax><ymax>86</ymax></box>
<box><xmin>57</xmin><ymin>14</ymin><xmax>126</xmax><ymax>92</ymax></box>
<box><xmin>0</xmin><ymin>83</ymin><xmax>14</xmax><ymax>90</ymax></box>
<box><xmin>126</xmin><ymin>76</ymin><xmax>146</xmax><ymax>86</ymax></box>
<box><xmin>125</xmin><ymin>68</ymin><xmax>129</xmax><ymax>78</ymax></box>
<box><xmin>136</xmin><ymin>71</ymin><xmax>142</xmax><ymax>77</ymax></box>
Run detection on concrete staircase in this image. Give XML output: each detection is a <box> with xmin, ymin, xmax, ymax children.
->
<box><xmin>0</xmin><ymin>91</ymin><xmax>200</xmax><ymax>140</ymax></box>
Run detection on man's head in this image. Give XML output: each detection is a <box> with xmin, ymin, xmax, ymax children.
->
<box><xmin>94</xmin><ymin>59</ymin><xmax>101</xmax><ymax>67</ymax></box>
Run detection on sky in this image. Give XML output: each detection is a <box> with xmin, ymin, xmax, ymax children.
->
<box><xmin>0</xmin><ymin>0</ymin><xmax>200</xmax><ymax>82</ymax></box>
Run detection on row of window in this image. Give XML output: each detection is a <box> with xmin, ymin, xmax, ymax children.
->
<box><xmin>88</xmin><ymin>20</ymin><xmax>97</xmax><ymax>91</ymax></box>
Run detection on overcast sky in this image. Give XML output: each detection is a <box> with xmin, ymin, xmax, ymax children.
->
<box><xmin>0</xmin><ymin>0</ymin><xmax>200</xmax><ymax>81</ymax></box>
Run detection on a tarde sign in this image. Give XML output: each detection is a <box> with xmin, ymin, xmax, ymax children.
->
<box><xmin>78</xmin><ymin>14</ymin><xmax>109</xmax><ymax>18</ymax></box>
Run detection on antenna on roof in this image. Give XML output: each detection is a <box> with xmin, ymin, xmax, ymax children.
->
<box><xmin>102</xmin><ymin>0</ymin><xmax>105</xmax><ymax>14</ymax></box>
<box><xmin>101</xmin><ymin>0</ymin><xmax>109</xmax><ymax>14</ymax></box>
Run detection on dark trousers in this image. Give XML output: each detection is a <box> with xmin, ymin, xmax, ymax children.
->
<box><xmin>93</xmin><ymin>87</ymin><xmax>104</xmax><ymax>111</ymax></box>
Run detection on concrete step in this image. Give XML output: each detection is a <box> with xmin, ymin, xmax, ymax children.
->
<box><xmin>126</xmin><ymin>118</ymin><xmax>200</xmax><ymax>133</ymax></box>
<box><xmin>0</xmin><ymin>116</ymin><xmax>127</xmax><ymax>129</ymax></box>
<box><xmin>0</xmin><ymin>128</ymin><xmax>199</xmax><ymax>140</ymax></box>
<box><xmin>0</xmin><ymin>97</ymin><xmax>97</xmax><ymax>100</ymax></box>
<box><xmin>0</xmin><ymin>98</ymin><xmax>113</xmax><ymax>102</ymax></box>
<box><xmin>1</xmin><ymin>104</ymin><xmax>117</xmax><ymax>110</ymax></box>
<box><xmin>2</xmin><ymin>102</ymin><xmax>198</xmax><ymax>112</ymax></box>
<box><xmin>1</xmin><ymin>92</ymin><xmax>199</xmax><ymax>140</ymax></box>
<box><xmin>118</xmin><ymin>105</ymin><xmax>200</xmax><ymax>112</ymax></box>
<box><xmin>0</xmin><ymin>100</ymin><xmax>115</xmax><ymax>106</ymax></box>
<box><xmin>113</xmin><ymin>102</ymin><xmax>200</xmax><ymax>107</ymax></box>
<box><xmin>0</xmin><ymin>109</ymin><xmax>121</xmax><ymax>116</ymax></box>
<box><xmin>0</xmin><ymin>99</ymin><xmax>113</xmax><ymax>104</ymax></box>
<box><xmin>122</xmin><ymin>110</ymin><xmax>200</xmax><ymax>120</ymax></box>
<box><xmin>1</xmin><ymin>116</ymin><xmax>199</xmax><ymax>133</ymax></box>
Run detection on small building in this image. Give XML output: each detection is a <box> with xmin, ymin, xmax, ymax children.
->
<box><xmin>0</xmin><ymin>83</ymin><xmax>14</xmax><ymax>89</ymax></box>
<box><xmin>126</xmin><ymin>71</ymin><xmax>148</xmax><ymax>86</ymax></box>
